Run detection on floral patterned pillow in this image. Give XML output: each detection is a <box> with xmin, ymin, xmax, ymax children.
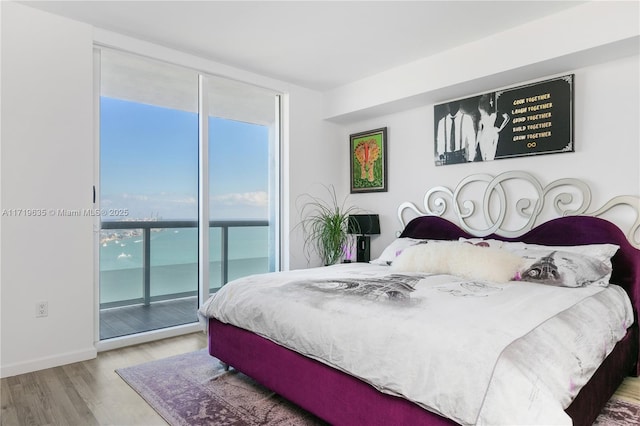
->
<box><xmin>458</xmin><ymin>238</ymin><xmax>506</xmax><ymax>249</ymax></box>
<box><xmin>369</xmin><ymin>238</ymin><xmax>429</xmax><ymax>265</ymax></box>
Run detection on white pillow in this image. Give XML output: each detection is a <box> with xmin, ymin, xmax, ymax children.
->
<box><xmin>391</xmin><ymin>241</ymin><xmax>523</xmax><ymax>283</ymax></box>
<box><xmin>369</xmin><ymin>237</ymin><xmax>427</xmax><ymax>265</ymax></box>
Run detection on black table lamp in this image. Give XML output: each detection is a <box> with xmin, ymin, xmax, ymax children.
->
<box><xmin>348</xmin><ymin>214</ymin><xmax>381</xmax><ymax>262</ymax></box>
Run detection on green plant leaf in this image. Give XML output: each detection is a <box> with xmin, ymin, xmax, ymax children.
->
<box><xmin>295</xmin><ymin>184</ymin><xmax>359</xmax><ymax>265</ymax></box>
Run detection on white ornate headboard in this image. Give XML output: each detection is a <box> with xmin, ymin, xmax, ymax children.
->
<box><xmin>397</xmin><ymin>171</ymin><xmax>640</xmax><ymax>248</ymax></box>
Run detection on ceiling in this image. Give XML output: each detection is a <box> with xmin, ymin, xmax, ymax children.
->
<box><xmin>21</xmin><ymin>1</ymin><xmax>586</xmax><ymax>91</ymax></box>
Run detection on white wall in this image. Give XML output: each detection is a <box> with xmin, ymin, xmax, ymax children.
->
<box><xmin>0</xmin><ymin>1</ymin><xmax>340</xmax><ymax>376</ymax></box>
<box><xmin>321</xmin><ymin>0</ymin><xmax>639</xmax><ymax>261</ymax></box>
<box><xmin>340</xmin><ymin>55</ymin><xmax>640</xmax><ymax>260</ymax></box>
<box><xmin>324</xmin><ymin>1</ymin><xmax>639</xmax><ymax>123</ymax></box>
<box><xmin>285</xmin><ymin>93</ymin><xmax>344</xmax><ymax>269</ymax></box>
<box><xmin>1</xmin><ymin>1</ymin><xmax>96</xmax><ymax>376</ymax></box>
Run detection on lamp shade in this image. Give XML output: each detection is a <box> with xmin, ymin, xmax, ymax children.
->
<box><xmin>348</xmin><ymin>214</ymin><xmax>380</xmax><ymax>235</ymax></box>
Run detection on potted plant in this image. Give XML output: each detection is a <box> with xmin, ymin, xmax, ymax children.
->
<box><xmin>297</xmin><ymin>184</ymin><xmax>359</xmax><ymax>266</ymax></box>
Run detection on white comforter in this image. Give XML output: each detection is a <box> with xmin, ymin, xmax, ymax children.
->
<box><xmin>199</xmin><ymin>263</ymin><xmax>634</xmax><ymax>425</ymax></box>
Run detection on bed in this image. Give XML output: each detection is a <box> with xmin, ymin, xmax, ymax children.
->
<box><xmin>199</xmin><ymin>172</ymin><xmax>640</xmax><ymax>426</ymax></box>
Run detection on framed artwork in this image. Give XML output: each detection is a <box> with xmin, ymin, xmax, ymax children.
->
<box><xmin>434</xmin><ymin>74</ymin><xmax>574</xmax><ymax>166</ymax></box>
<box><xmin>350</xmin><ymin>127</ymin><xmax>387</xmax><ymax>193</ymax></box>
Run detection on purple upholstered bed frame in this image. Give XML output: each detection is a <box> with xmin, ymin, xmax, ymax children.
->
<box><xmin>208</xmin><ymin>215</ymin><xmax>640</xmax><ymax>426</ymax></box>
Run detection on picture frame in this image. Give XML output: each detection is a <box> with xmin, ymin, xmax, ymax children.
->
<box><xmin>350</xmin><ymin>127</ymin><xmax>387</xmax><ymax>193</ymax></box>
<box><xmin>434</xmin><ymin>74</ymin><xmax>574</xmax><ymax>166</ymax></box>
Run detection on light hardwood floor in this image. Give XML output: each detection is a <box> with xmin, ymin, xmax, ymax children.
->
<box><xmin>1</xmin><ymin>332</ymin><xmax>639</xmax><ymax>425</ymax></box>
<box><xmin>615</xmin><ymin>375</ymin><xmax>640</xmax><ymax>404</ymax></box>
<box><xmin>1</xmin><ymin>333</ymin><xmax>207</xmax><ymax>425</ymax></box>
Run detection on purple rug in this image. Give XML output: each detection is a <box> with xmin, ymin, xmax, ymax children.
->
<box><xmin>116</xmin><ymin>349</ymin><xmax>326</xmax><ymax>425</ymax></box>
<box><xmin>117</xmin><ymin>349</ymin><xmax>640</xmax><ymax>426</ymax></box>
<box><xmin>595</xmin><ymin>397</ymin><xmax>640</xmax><ymax>426</ymax></box>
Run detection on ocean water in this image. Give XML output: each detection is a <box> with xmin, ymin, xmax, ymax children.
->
<box><xmin>100</xmin><ymin>227</ymin><xmax>271</xmax><ymax>304</ymax></box>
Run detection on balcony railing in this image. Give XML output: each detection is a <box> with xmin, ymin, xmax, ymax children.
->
<box><xmin>100</xmin><ymin>219</ymin><xmax>269</xmax><ymax>309</ymax></box>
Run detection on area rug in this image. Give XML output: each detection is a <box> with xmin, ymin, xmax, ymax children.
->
<box><xmin>117</xmin><ymin>349</ymin><xmax>640</xmax><ymax>426</ymax></box>
<box><xmin>116</xmin><ymin>349</ymin><xmax>326</xmax><ymax>425</ymax></box>
<box><xmin>595</xmin><ymin>397</ymin><xmax>640</xmax><ymax>426</ymax></box>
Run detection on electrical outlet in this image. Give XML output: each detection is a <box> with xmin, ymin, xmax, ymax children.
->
<box><xmin>36</xmin><ymin>301</ymin><xmax>48</xmax><ymax>318</ymax></box>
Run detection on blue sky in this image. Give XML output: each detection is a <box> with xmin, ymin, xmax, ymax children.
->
<box><xmin>100</xmin><ymin>97</ymin><xmax>270</xmax><ymax>220</ymax></box>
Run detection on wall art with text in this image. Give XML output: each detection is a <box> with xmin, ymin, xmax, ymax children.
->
<box><xmin>434</xmin><ymin>75</ymin><xmax>574</xmax><ymax>166</ymax></box>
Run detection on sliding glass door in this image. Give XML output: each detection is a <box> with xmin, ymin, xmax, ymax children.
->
<box><xmin>206</xmin><ymin>76</ymin><xmax>279</xmax><ymax>291</ymax></box>
<box><xmin>98</xmin><ymin>49</ymin><xmax>280</xmax><ymax>341</ymax></box>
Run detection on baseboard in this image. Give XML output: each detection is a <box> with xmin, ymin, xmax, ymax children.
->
<box><xmin>1</xmin><ymin>323</ymin><xmax>203</xmax><ymax>377</ymax></box>
<box><xmin>0</xmin><ymin>347</ymin><xmax>98</xmax><ymax>378</ymax></box>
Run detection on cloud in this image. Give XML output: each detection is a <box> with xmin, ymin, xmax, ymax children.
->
<box><xmin>121</xmin><ymin>193</ymin><xmax>149</xmax><ymax>201</ymax></box>
<box><xmin>167</xmin><ymin>196</ymin><xmax>197</xmax><ymax>204</ymax></box>
<box><xmin>108</xmin><ymin>193</ymin><xmax>196</xmax><ymax>204</ymax></box>
<box><xmin>212</xmin><ymin>191</ymin><xmax>268</xmax><ymax>207</ymax></box>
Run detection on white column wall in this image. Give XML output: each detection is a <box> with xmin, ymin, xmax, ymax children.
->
<box><xmin>1</xmin><ymin>1</ymin><xmax>96</xmax><ymax>376</ymax></box>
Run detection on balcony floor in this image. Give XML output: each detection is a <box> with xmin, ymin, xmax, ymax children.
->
<box><xmin>100</xmin><ymin>296</ymin><xmax>199</xmax><ymax>340</ymax></box>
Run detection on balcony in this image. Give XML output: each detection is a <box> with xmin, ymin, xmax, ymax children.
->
<box><xmin>99</xmin><ymin>219</ymin><xmax>270</xmax><ymax>340</ymax></box>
